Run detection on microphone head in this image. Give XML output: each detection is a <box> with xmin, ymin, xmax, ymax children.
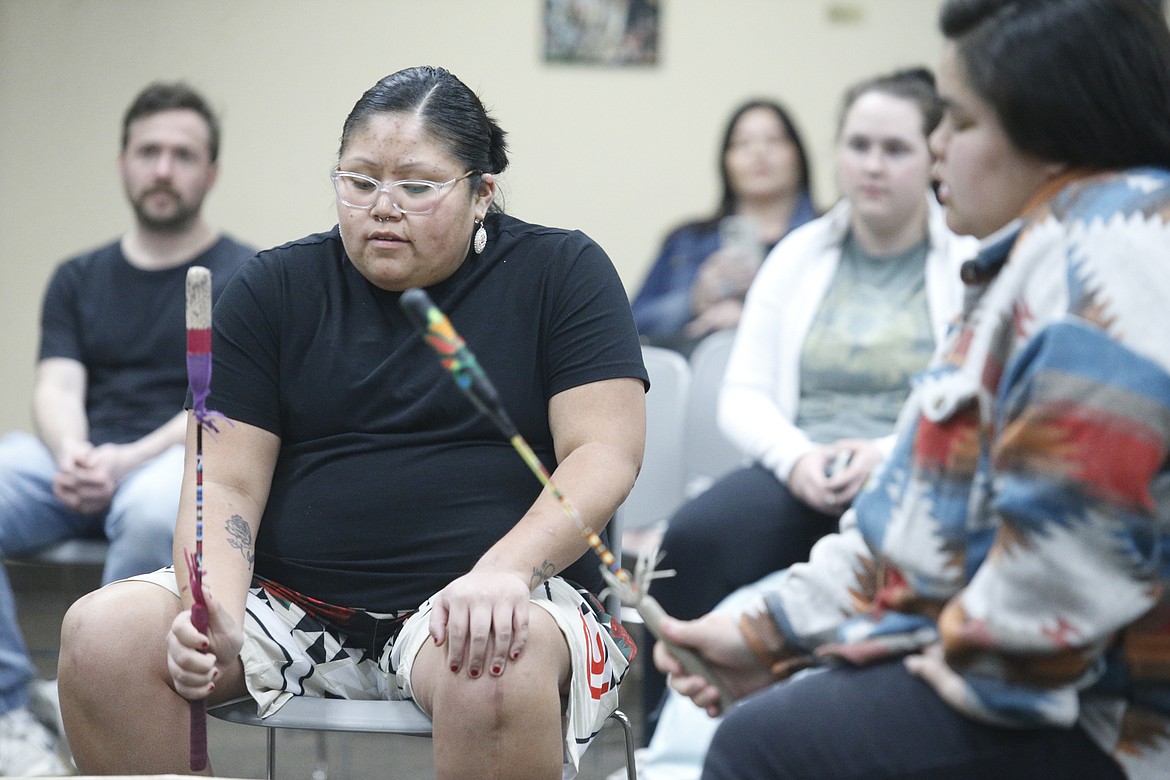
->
<box><xmin>399</xmin><ymin>287</ymin><xmax>433</xmax><ymax>332</ymax></box>
<box><xmin>398</xmin><ymin>286</ymin><xmax>517</xmax><ymax>437</ymax></box>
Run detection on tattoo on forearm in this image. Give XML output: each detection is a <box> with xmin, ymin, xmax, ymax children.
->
<box><xmin>225</xmin><ymin>514</ymin><xmax>254</xmax><ymax>565</ymax></box>
<box><xmin>529</xmin><ymin>560</ymin><xmax>556</xmax><ymax>589</ymax></box>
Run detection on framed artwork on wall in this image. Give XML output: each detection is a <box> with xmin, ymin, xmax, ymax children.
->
<box><xmin>544</xmin><ymin>0</ymin><xmax>660</xmax><ymax>66</ymax></box>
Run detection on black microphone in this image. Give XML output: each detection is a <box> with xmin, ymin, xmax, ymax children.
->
<box><xmin>399</xmin><ymin>288</ymin><xmax>518</xmax><ymax>437</ymax></box>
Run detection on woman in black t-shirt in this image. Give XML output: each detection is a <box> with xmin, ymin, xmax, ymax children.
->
<box><xmin>59</xmin><ymin>66</ymin><xmax>648</xmax><ymax>780</ymax></box>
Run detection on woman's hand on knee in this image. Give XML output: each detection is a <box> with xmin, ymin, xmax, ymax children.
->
<box><xmin>428</xmin><ymin>570</ymin><xmax>531</xmax><ymax>679</ymax></box>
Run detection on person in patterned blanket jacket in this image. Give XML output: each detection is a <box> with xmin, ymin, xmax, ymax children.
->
<box><xmin>653</xmin><ymin>1</ymin><xmax>1170</xmax><ymax>778</ymax></box>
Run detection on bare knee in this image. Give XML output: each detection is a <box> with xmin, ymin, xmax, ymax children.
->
<box><xmin>60</xmin><ymin>581</ymin><xmax>216</xmax><ymax>774</ymax></box>
<box><xmin>59</xmin><ymin>581</ymin><xmax>176</xmax><ymax>698</ymax></box>
<box><xmin>426</xmin><ymin>616</ymin><xmax>570</xmax><ymax>780</ymax></box>
<box><xmin>416</xmin><ymin>610</ymin><xmax>569</xmax><ymax>721</ymax></box>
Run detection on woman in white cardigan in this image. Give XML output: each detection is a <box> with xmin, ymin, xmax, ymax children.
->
<box><xmin>718</xmin><ymin>182</ymin><xmax>965</xmax><ymax>491</ymax></box>
<box><xmin>641</xmin><ymin>67</ymin><xmax>978</xmax><ymax>745</ymax></box>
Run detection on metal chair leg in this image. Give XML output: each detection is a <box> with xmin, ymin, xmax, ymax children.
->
<box><xmin>266</xmin><ymin>727</ymin><xmax>276</xmax><ymax>780</ymax></box>
<box><xmin>607</xmin><ymin>708</ymin><xmax>638</xmax><ymax>780</ymax></box>
<box><xmin>312</xmin><ymin>730</ymin><xmax>329</xmax><ymax>780</ymax></box>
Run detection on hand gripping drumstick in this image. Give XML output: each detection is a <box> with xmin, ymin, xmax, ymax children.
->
<box><xmin>184</xmin><ymin>266</ymin><xmax>213</xmax><ymax>771</ymax></box>
<box><xmin>399</xmin><ymin>287</ymin><xmax>733</xmax><ymax>711</ymax></box>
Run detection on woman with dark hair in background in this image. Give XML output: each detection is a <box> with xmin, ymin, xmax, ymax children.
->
<box><xmin>656</xmin><ymin>1</ymin><xmax>1170</xmax><ymax>777</ymax></box>
<box><xmin>631</xmin><ymin>99</ymin><xmax>817</xmax><ymax>354</ymax></box>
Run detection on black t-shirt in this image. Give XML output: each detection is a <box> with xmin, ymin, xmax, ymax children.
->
<box><xmin>210</xmin><ymin>213</ymin><xmax>647</xmax><ymax>612</ymax></box>
<box><xmin>39</xmin><ymin>235</ymin><xmax>255</xmax><ymax>445</ymax></box>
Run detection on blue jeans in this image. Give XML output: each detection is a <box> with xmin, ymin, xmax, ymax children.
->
<box><xmin>703</xmin><ymin>661</ymin><xmax>1125</xmax><ymax>780</ymax></box>
<box><xmin>0</xmin><ymin>432</ymin><xmax>182</xmax><ymax>713</ymax></box>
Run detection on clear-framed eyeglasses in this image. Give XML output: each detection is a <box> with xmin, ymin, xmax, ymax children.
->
<box><xmin>330</xmin><ymin>169</ymin><xmax>477</xmax><ymax>215</ymax></box>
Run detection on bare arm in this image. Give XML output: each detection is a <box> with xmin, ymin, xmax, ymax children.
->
<box><xmin>430</xmin><ymin>376</ymin><xmax>646</xmax><ymax>677</ymax></box>
<box><xmin>34</xmin><ymin>357</ymin><xmax>194</xmax><ymax>513</ymax></box>
<box><xmin>173</xmin><ymin>412</ymin><xmax>279</xmax><ymax>618</ymax></box>
<box><xmin>32</xmin><ymin>357</ymin><xmax>90</xmax><ymax>464</ymax></box>
<box><xmin>478</xmin><ymin>376</ymin><xmax>646</xmax><ymax>584</ymax></box>
<box><xmin>167</xmin><ymin>412</ymin><xmax>279</xmax><ymax>700</ymax></box>
<box><xmin>34</xmin><ymin>357</ymin><xmax>118</xmax><ymax>513</ymax></box>
<box><xmin>95</xmin><ymin>411</ymin><xmax>187</xmax><ymax>475</ymax></box>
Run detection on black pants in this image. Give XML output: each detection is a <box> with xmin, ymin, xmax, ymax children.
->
<box><xmin>704</xmin><ymin>662</ymin><xmax>1125</xmax><ymax>779</ymax></box>
<box><xmin>643</xmin><ymin>464</ymin><xmax>836</xmax><ymax>736</ymax></box>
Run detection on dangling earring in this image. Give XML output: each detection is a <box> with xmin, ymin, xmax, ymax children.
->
<box><xmin>473</xmin><ymin>219</ymin><xmax>487</xmax><ymax>255</ymax></box>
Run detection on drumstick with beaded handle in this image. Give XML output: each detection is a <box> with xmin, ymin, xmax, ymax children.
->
<box><xmin>398</xmin><ymin>287</ymin><xmax>733</xmax><ymax>711</ymax></box>
<box><xmin>184</xmin><ymin>266</ymin><xmax>213</xmax><ymax>771</ymax></box>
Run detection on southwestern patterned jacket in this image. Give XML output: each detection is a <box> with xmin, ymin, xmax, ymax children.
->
<box><xmin>763</xmin><ymin>168</ymin><xmax>1170</xmax><ymax>778</ymax></box>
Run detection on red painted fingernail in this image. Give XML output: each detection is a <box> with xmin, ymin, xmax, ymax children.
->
<box><xmin>201</xmin><ymin>641</ymin><xmax>209</xmax><ymax>650</ymax></box>
<box><xmin>491</xmin><ymin>664</ymin><xmax>502</xmax><ymax>675</ymax></box>
<box><xmin>469</xmin><ymin>668</ymin><xmax>480</xmax><ymax>678</ymax></box>
<box><xmin>511</xmin><ymin>650</ymin><xmax>521</xmax><ymax>660</ymax></box>
<box><xmin>450</xmin><ymin>664</ymin><xmax>459</xmax><ymax>673</ymax></box>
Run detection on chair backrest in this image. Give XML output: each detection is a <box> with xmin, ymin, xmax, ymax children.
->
<box><xmin>614</xmin><ymin>345</ymin><xmax>691</xmax><ymax>533</ymax></box>
<box><xmin>683</xmin><ymin>329</ymin><xmax>744</xmax><ymax>498</ymax></box>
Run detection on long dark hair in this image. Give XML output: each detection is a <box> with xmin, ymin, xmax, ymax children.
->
<box><xmin>700</xmin><ymin>99</ymin><xmax>814</xmax><ymax>230</ymax></box>
<box><xmin>340</xmin><ymin>66</ymin><xmax>510</xmax><ymax>213</ymax></box>
<box><xmin>939</xmin><ymin>0</ymin><xmax>1170</xmax><ymax>169</ymax></box>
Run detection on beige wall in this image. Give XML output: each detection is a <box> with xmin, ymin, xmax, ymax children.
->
<box><xmin>0</xmin><ymin>0</ymin><xmax>946</xmax><ymax>434</ymax></box>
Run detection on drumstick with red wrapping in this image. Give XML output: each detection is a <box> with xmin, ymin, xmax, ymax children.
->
<box><xmin>398</xmin><ymin>287</ymin><xmax>732</xmax><ymax>711</ymax></box>
<box><xmin>184</xmin><ymin>266</ymin><xmax>213</xmax><ymax>771</ymax></box>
